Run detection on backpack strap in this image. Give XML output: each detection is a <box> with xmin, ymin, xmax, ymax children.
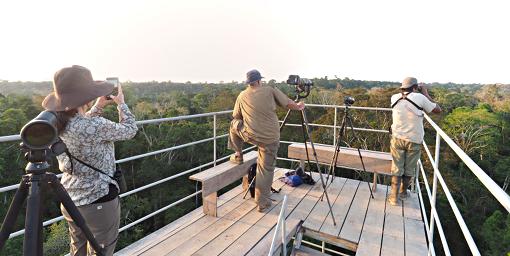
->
<box><xmin>391</xmin><ymin>92</ymin><xmax>423</xmax><ymax>111</ymax></box>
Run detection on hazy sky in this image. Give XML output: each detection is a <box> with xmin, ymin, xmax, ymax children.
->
<box><xmin>0</xmin><ymin>0</ymin><xmax>509</xmax><ymax>84</ymax></box>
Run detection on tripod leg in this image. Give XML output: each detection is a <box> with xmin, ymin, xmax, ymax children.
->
<box><xmin>346</xmin><ymin>113</ymin><xmax>375</xmax><ymax>199</ymax></box>
<box><xmin>327</xmin><ymin>113</ymin><xmax>347</xmax><ymax>184</ymax></box>
<box><xmin>279</xmin><ymin>108</ymin><xmax>293</xmax><ymax>130</ymax></box>
<box><xmin>243</xmin><ymin>177</ymin><xmax>256</xmax><ymax>199</ymax></box>
<box><xmin>299</xmin><ymin>120</ymin><xmax>313</xmax><ymax>177</ymax></box>
<box><xmin>47</xmin><ymin>174</ymin><xmax>105</xmax><ymax>256</ymax></box>
<box><xmin>0</xmin><ymin>176</ymin><xmax>30</xmax><ymax>250</ymax></box>
<box><xmin>24</xmin><ymin>175</ymin><xmax>43</xmax><ymax>256</ymax></box>
<box><xmin>300</xmin><ymin>110</ymin><xmax>337</xmax><ymax>226</ymax></box>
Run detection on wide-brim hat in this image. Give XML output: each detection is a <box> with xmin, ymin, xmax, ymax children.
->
<box><xmin>245</xmin><ymin>69</ymin><xmax>264</xmax><ymax>84</ymax></box>
<box><xmin>42</xmin><ymin>65</ymin><xmax>114</xmax><ymax>111</ymax></box>
<box><xmin>400</xmin><ymin>77</ymin><xmax>418</xmax><ymax>89</ymax></box>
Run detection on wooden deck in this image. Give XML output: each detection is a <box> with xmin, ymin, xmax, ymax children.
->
<box><xmin>117</xmin><ymin>169</ymin><xmax>428</xmax><ymax>256</ymax></box>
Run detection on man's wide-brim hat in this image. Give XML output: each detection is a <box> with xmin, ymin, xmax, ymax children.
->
<box><xmin>42</xmin><ymin>65</ymin><xmax>114</xmax><ymax>111</ymax></box>
<box><xmin>245</xmin><ymin>69</ymin><xmax>264</xmax><ymax>84</ymax></box>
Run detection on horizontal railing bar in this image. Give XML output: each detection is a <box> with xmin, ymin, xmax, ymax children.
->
<box><xmin>434</xmin><ymin>162</ymin><xmax>481</xmax><ymax>255</ymax></box>
<box><xmin>119</xmin><ymin>190</ymin><xmax>202</xmax><ymax>232</ymax></box>
<box><xmin>278</xmin><ymin>122</ymin><xmax>389</xmax><ymax>134</ymax></box>
<box><xmin>304</xmin><ymin>104</ymin><xmax>392</xmax><ymax>111</ymax></box>
<box><xmin>136</xmin><ymin>110</ymin><xmax>232</xmax><ymax>125</ymax></box>
<box><xmin>424</xmin><ymin>114</ymin><xmax>510</xmax><ymax>213</ymax></box>
<box><xmin>0</xmin><ymin>174</ymin><xmax>63</xmax><ymax>193</ymax></box>
<box><xmin>416</xmin><ymin>174</ymin><xmax>435</xmax><ymax>256</ymax></box>
<box><xmin>424</xmin><ymin>140</ymin><xmax>480</xmax><ymax>255</ymax></box>
<box><xmin>0</xmin><ymin>135</ymin><xmax>21</xmax><ymax>143</ymax></box>
<box><xmin>116</xmin><ymin>134</ymin><xmax>228</xmax><ymax>164</ymax></box>
<box><xmin>432</xmin><ymin>208</ymin><xmax>452</xmax><ymax>256</ymax></box>
<box><xmin>419</xmin><ymin>160</ymin><xmax>433</xmax><ymax>200</ymax></box>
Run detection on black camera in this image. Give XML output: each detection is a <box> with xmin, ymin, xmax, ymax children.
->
<box><xmin>287</xmin><ymin>75</ymin><xmax>313</xmax><ymax>99</ymax></box>
<box><xmin>344</xmin><ymin>96</ymin><xmax>355</xmax><ymax>106</ymax></box>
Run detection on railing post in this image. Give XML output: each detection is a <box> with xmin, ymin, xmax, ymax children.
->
<box><xmin>428</xmin><ymin>132</ymin><xmax>441</xmax><ymax>255</ymax></box>
<box><xmin>213</xmin><ymin>114</ymin><xmax>217</xmax><ymax>166</ymax></box>
<box><xmin>333</xmin><ymin>106</ymin><xmax>338</xmax><ymax>146</ymax></box>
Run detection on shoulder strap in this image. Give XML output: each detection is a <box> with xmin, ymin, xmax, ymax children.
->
<box><xmin>66</xmin><ymin>150</ymin><xmax>114</xmax><ymax>179</ymax></box>
<box><xmin>391</xmin><ymin>92</ymin><xmax>423</xmax><ymax>111</ymax></box>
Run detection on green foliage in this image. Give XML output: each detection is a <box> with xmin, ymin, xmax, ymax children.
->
<box><xmin>481</xmin><ymin>210</ymin><xmax>510</xmax><ymax>256</ymax></box>
<box><xmin>43</xmin><ymin>221</ymin><xmax>70</xmax><ymax>256</ymax></box>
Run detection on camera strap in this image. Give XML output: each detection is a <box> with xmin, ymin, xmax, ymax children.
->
<box><xmin>65</xmin><ymin>150</ymin><xmax>115</xmax><ymax>180</ymax></box>
<box><xmin>391</xmin><ymin>92</ymin><xmax>423</xmax><ymax>111</ymax></box>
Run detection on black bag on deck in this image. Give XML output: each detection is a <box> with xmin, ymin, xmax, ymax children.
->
<box><xmin>296</xmin><ymin>166</ymin><xmax>316</xmax><ymax>185</ymax></box>
<box><xmin>247</xmin><ymin>163</ymin><xmax>281</xmax><ymax>198</ymax></box>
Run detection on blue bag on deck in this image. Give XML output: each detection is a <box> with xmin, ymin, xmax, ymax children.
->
<box><xmin>279</xmin><ymin>175</ymin><xmax>303</xmax><ymax>187</ymax></box>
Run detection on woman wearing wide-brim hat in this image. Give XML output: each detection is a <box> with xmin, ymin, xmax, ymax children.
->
<box><xmin>42</xmin><ymin>65</ymin><xmax>138</xmax><ymax>256</ymax></box>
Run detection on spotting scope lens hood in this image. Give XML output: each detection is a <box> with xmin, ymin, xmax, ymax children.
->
<box><xmin>20</xmin><ymin>111</ymin><xmax>59</xmax><ymax>150</ymax></box>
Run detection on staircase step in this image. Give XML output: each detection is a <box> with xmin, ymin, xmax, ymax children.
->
<box><xmin>294</xmin><ymin>245</ymin><xmax>330</xmax><ymax>256</ymax></box>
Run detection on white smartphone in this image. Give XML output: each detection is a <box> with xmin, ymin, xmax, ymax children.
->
<box><xmin>106</xmin><ymin>77</ymin><xmax>119</xmax><ymax>99</ymax></box>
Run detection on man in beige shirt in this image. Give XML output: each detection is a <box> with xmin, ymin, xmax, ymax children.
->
<box><xmin>229</xmin><ymin>69</ymin><xmax>304</xmax><ymax>212</ymax></box>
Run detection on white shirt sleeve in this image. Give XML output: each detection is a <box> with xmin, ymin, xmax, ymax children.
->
<box><xmin>418</xmin><ymin>94</ymin><xmax>437</xmax><ymax>113</ymax></box>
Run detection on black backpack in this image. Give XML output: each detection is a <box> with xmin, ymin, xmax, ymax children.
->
<box><xmin>296</xmin><ymin>166</ymin><xmax>316</xmax><ymax>185</ymax></box>
<box><xmin>247</xmin><ymin>163</ymin><xmax>281</xmax><ymax>198</ymax></box>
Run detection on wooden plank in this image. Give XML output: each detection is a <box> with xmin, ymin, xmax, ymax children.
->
<box><xmin>355</xmin><ymin>185</ymin><xmax>389</xmax><ymax>256</ymax></box>
<box><xmin>404</xmin><ymin>218</ymin><xmax>428</xmax><ymax>256</ymax></box>
<box><xmin>246</xmin><ymin>218</ymin><xmax>301</xmax><ymax>256</ymax></box>
<box><xmin>380</xmin><ymin>195</ymin><xmax>404</xmax><ymax>256</ymax></box>
<box><xmin>219</xmin><ymin>177</ymin><xmax>316</xmax><ymax>256</ymax></box>
<box><xmin>403</xmin><ymin>191</ymin><xmax>427</xmax><ymax>256</ymax></box>
<box><xmin>303</xmin><ymin>177</ymin><xmax>346</xmax><ymax>231</ymax></box>
<box><xmin>339</xmin><ymin>181</ymin><xmax>373</xmax><ymax>243</ymax></box>
<box><xmin>166</xmin><ymin>199</ymin><xmax>258</xmax><ymax>255</ymax></box>
<box><xmin>117</xmin><ymin>184</ymin><xmax>246</xmax><ymax>255</ymax></box>
<box><xmin>403</xmin><ymin>192</ymin><xmax>422</xmax><ymax>221</ymax></box>
<box><xmin>190</xmin><ymin>151</ymin><xmax>258</xmax><ymax>196</ymax></box>
<box><xmin>319</xmin><ymin>179</ymin><xmax>360</xmax><ymax>237</ymax></box>
<box><xmin>288</xmin><ymin>143</ymin><xmax>392</xmax><ymax>174</ymax></box>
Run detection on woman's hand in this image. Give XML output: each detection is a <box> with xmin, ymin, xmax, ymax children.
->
<box><xmin>94</xmin><ymin>95</ymin><xmax>113</xmax><ymax>109</ymax></box>
<box><xmin>111</xmin><ymin>84</ymin><xmax>125</xmax><ymax>105</ymax></box>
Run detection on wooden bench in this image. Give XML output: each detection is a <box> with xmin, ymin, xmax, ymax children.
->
<box><xmin>189</xmin><ymin>151</ymin><xmax>258</xmax><ymax>217</ymax></box>
<box><xmin>287</xmin><ymin>143</ymin><xmax>392</xmax><ymax>191</ymax></box>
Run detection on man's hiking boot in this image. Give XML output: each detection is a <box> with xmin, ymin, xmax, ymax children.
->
<box><xmin>388</xmin><ymin>176</ymin><xmax>401</xmax><ymax>206</ymax></box>
<box><xmin>229</xmin><ymin>154</ymin><xmax>243</xmax><ymax>165</ymax></box>
<box><xmin>399</xmin><ymin>175</ymin><xmax>411</xmax><ymax>200</ymax></box>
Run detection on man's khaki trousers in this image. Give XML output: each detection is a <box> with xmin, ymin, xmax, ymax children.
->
<box><xmin>228</xmin><ymin>119</ymin><xmax>280</xmax><ymax>210</ymax></box>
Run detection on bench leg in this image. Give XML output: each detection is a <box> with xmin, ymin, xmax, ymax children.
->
<box><xmin>372</xmin><ymin>173</ymin><xmax>378</xmax><ymax>192</ymax></box>
<box><xmin>203</xmin><ymin>192</ymin><xmax>218</xmax><ymax>217</ymax></box>
<box><xmin>299</xmin><ymin>160</ymin><xmax>305</xmax><ymax>170</ymax></box>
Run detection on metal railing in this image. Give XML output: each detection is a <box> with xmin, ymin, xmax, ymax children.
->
<box><xmin>0</xmin><ymin>104</ymin><xmax>508</xmax><ymax>256</ymax></box>
<box><xmin>269</xmin><ymin>195</ymin><xmax>288</xmax><ymax>256</ymax></box>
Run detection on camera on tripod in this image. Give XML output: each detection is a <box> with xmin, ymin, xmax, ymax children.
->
<box><xmin>344</xmin><ymin>96</ymin><xmax>355</xmax><ymax>106</ymax></box>
<box><xmin>287</xmin><ymin>75</ymin><xmax>313</xmax><ymax>99</ymax></box>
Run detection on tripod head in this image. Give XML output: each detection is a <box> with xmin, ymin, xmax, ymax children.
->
<box><xmin>20</xmin><ymin>140</ymin><xmax>68</xmax><ymax>175</ymax></box>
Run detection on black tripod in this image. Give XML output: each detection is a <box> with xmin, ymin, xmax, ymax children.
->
<box><xmin>0</xmin><ymin>148</ymin><xmax>104</xmax><ymax>256</ymax></box>
<box><xmin>324</xmin><ymin>100</ymin><xmax>374</xmax><ymax>199</ymax></box>
<box><xmin>280</xmin><ymin>95</ymin><xmax>337</xmax><ymax>226</ymax></box>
